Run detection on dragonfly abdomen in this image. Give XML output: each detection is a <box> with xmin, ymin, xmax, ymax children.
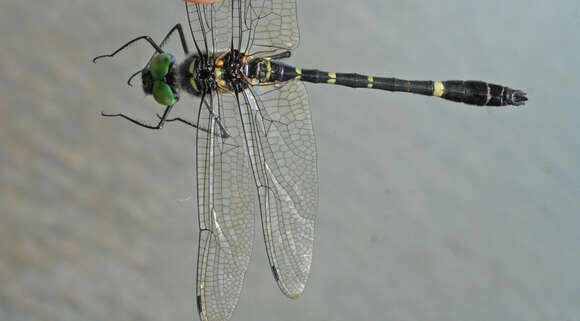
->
<box><xmin>277</xmin><ymin>63</ymin><xmax>526</xmax><ymax>107</ymax></box>
<box><xmin>437</xmin><ymin>80</ymin><xmax>527</xmax><ymax>106</ymax></box>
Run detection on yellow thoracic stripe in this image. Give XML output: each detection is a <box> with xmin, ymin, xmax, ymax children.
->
<box><xmin>367</xmin><ymin>76</ymin><xmax>374</xmax><ymax>88</ymax></box>
<box><xmin>327</xmin><ymin>72</ymin><xmax>336</xmax><ymax>84</ymax></box>
<box><xmin>266</xmin><ymin>61</ymin><xmax>272</xmax><ymax>81</ymax></box>
<box><xmin>190</xmin><ymin>79</ymin><xmax>198</xmax><ymax>92</ymax></box>
<box><xmin>433</xmin><ymin>81</ymin><xmax>445</xmax><ymax>97</ymax></box>
<box><xmin>215</xmin><ymin>68</ymin><xmax>222</xmax><ymax>79</ymax></box>
<box><xmin>189</xmin><ymin>57</ymin><xmax>196</xmax><ymax>74</ymax></box>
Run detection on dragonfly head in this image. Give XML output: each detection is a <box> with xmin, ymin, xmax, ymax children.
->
<box><xmin>142</xmin><ymin>53</ymin><xmax>180</xmax><ymax>106</ymax></box>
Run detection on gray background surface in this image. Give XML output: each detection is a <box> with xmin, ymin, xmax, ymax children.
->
<box><xmin>1</xmin><ymin>0</ymin><xmax>578</xmax><ymax>320</ymax></box>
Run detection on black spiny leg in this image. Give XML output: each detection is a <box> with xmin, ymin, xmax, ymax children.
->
<box><xmin>156</xmin><ymin>98</ymin><xmax>231</xmax><ymax>139</ymax></box>
<box><xmin>168</xmin><ymin>92</ymin><xmax>230</xmax><ymax>138</ymax></box>
<box><xmin>102</xmin><ymin>104</ymin><xmax>174</xmax><ymax>130</ymax></box>
<box><xmin>157</xmin><ymin>114</ymin><xmax>198</xmax><ymax>128</ymax></box>
<box><xmin>92</xmin><ymin>36</ymin><xmax>164</xmax><ymax>63</ymax></box>
<box><xmin>156</xmin><ymin>114</ymin><xmax>222</xmax><ymax>137</ymax></box>
<box><xmin>267</xmin><ymin>51</ymin><xmax>291</xmax><ymax>60</ymax></box>
<box><xmin>161</xmin><ymin>23</ymin><xmax>189</xmax><ymax>55</ymax></box>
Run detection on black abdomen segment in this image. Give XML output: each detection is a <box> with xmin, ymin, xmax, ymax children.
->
<box><xmin>280</xmin><ymin>65</ymin><xmax>527</xmax><ymax>107</ymax></box>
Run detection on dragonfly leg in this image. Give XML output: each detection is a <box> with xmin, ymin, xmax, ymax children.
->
<box><xmin>101</xmin><ymin>104</ymin><xmax>174</xmax><ymax>130</ymax></box>
<box><xmin>156</xmin><ymin>114</ymin><xmax>197</xmax><ymax>127</ymax></box>
<box><xmin>126</xmin><ymin>70</ymin><xmax>143</xmax><ymax>87</ymax></box>
<box><xmin>154</xmin><ymin>114</ymin><xmax>226</xmax><ymax>138</ymax></box>
<box><xmin>202</xmin><ymin>98</ymin><xmax>231</xmax><ymax>138</ymax></box>
<box><xmin>163</xmin><ymin>98</ymin><xmax>231</xmax><ymax>138</ymax></box>
<box><xmin>92</xmin><ymin>36</ymin><xmax>164</xmax><ymax>63</ymax></box>
<box><xmin>251</xmin><ymin>50</ymin><xmax>291</xmax><ymax>60</ymax></box>
<box><xmin>159</xmin><ymin>23</ymin><xmax>189</xmax><ymax>55</ymax></box>
<box><xmin>266</xmin><ymin>51</ymin><xmax>291</xmax><ymax>60</ymax></box>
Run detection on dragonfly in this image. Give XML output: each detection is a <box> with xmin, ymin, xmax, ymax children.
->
<box><xmin>93</xmin><ymin>1</ymin><xmax>527</xmax><ymax>320</ymax></box>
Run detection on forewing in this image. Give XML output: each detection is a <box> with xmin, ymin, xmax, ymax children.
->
<box><xmin>245</xmin><ymin>0</ymin><xmax>300</xmax><ymax>50</ymax></box>
<box><xmin>186</xmin><ymin>0</ymin><xmax>233</xmax><ymax>54</ymax></box>
<box><xmin>241</xmin><ymin>81</ymin><xmax>318</xmax><ymax>298</ymax></box>
<box><xmin>185</xmin><ymin>0</ymin><xmax>300</xmax><ymax>54</ymax></box>
<box><xmin>196</xmin><ymin>93</ymin><xmax>254</xmax><ymax>321</ymax></box>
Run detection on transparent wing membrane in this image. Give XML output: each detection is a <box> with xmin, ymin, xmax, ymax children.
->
<box><xmin>248</xmin><ymin>0</ymin><xmax>300</xmax><ymax>50</ymax></box>
<box><xmin>190</xmin><ymin>1</ymin><xmax>316</xmax><ymax>320</ymax></box>
<box><xmin>186</xmin><ymin>1</ymin><xmax>233</xmax><ymax>54</ymax></box>
<box><xmin>186</xmin><ymin>0</ymin><xmax>299</xmax><ymax>54</ymax></box>
<box><xmin>244</xmin><ymin>81</ymin><xmax>317</xmax><ymax>297</ymax></box>
<box><xmin>196</xmin><ymin>93</ymin><xmax>254</xmax><ymax>321</ymax></box>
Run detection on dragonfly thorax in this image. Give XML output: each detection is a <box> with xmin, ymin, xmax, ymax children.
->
<box><xmin>178</xmin><ymin>50</ymin><xmax>250</xmax><ymax>97</ymax></box>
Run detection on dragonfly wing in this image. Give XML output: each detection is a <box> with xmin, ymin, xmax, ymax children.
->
<box><xmin>240</xmin><ymin>81</ymin><xmax>317</xmax><ymax>298</ymax></box>
<box><xmin>186</xmin><ymin>0</ymin><xmax>300</xmax><ymax>54</ymax></box>
<box><xmin>246</xmin><ymin>0</ymin><xmax>301</xmax><ymax>50</ymax></box>
<box><xmin>196</xmin><ymin>93</ymin><xmax>254</xmax><ymax>321</ymax></box>
<box><xmin>186</xmin><ymin>0</ymin><xmax>237</xmax><ymax>54</ymax></box>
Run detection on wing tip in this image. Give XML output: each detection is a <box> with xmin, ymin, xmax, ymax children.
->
<box><xmin>271</xmin><ymin>264</ymin><xmax>308</xmax><ymax>299</ymax></box>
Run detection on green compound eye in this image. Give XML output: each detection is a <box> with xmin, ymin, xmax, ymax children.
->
<box><xmin>150</xmin><ymin>53</ymin><xmax>172</xmax><ymax>81</ymax></box>
<box><xmin>153</xmin><ymin>80</ymin><xmax>176</xmax><ymax>106</ymax></box>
